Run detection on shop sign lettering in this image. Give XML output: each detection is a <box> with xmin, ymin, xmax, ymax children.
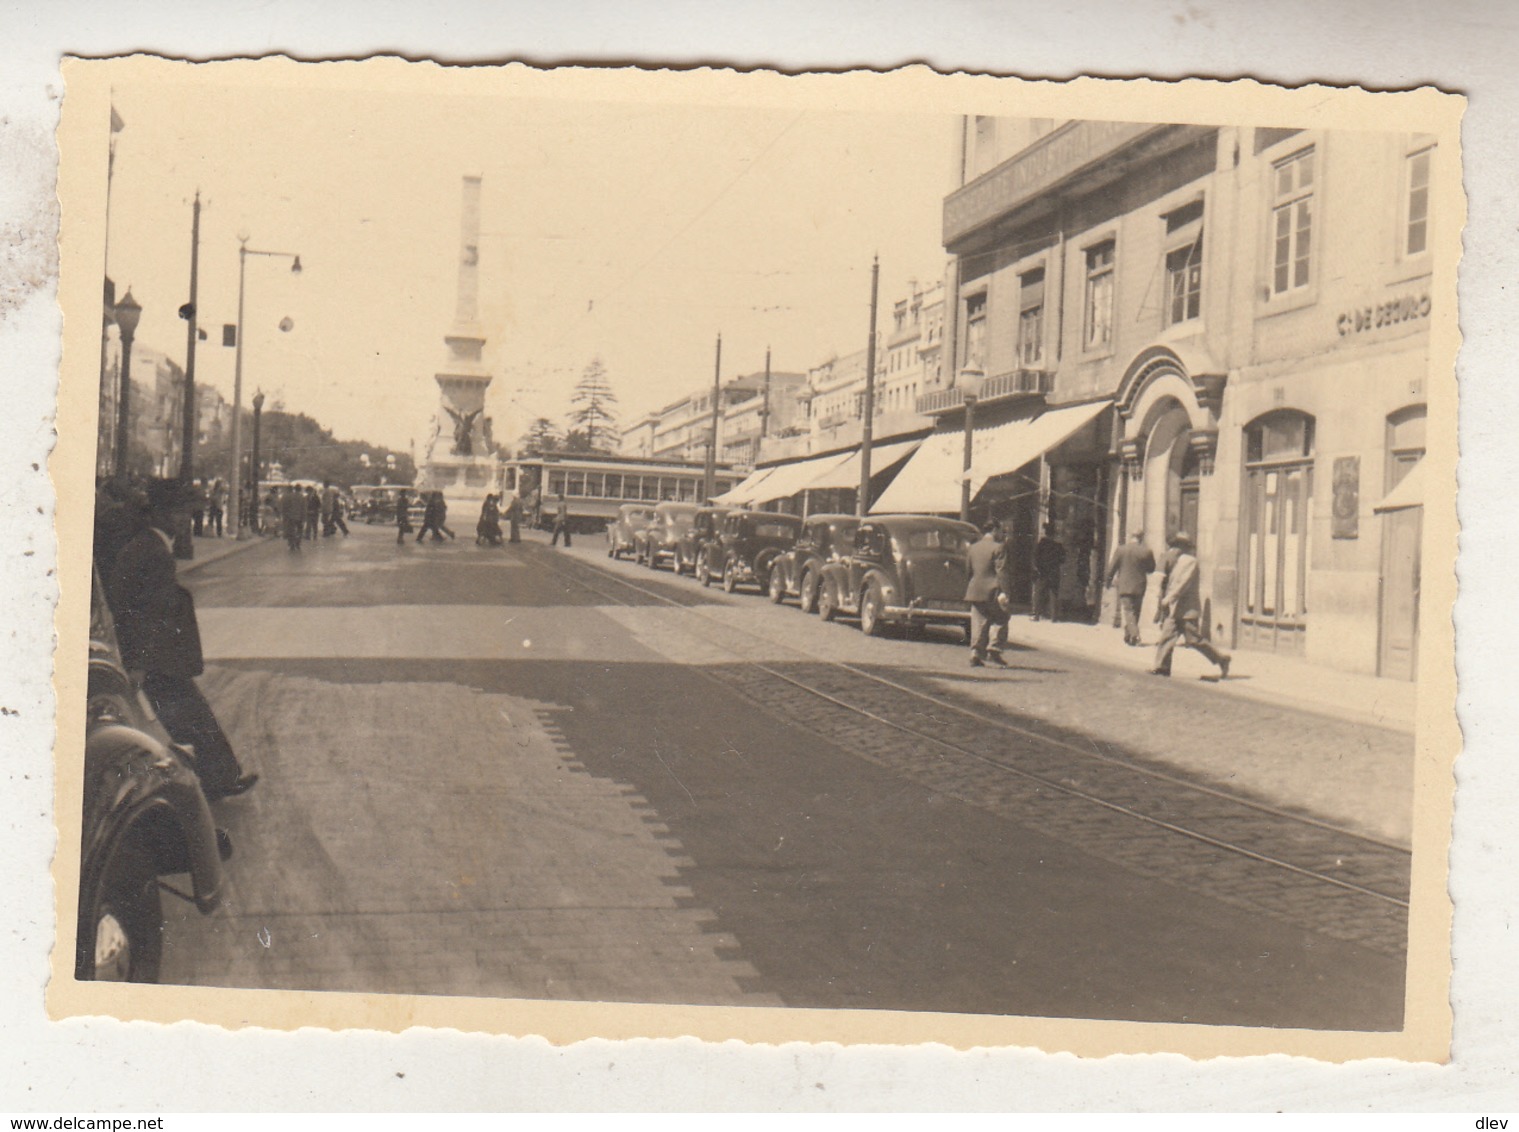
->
<box><xmin>1336</xmin><ymin>292</ymin><xmax>1431</xmax><ymax>336</ymax></box>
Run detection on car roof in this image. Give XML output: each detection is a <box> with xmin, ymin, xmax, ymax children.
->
<box><xmin>654</xmin><ymin>501</ymin><xmax>699</xmax><ymax>515</ymax></box>
<box><xmin>864</xmin><ymin>514</ymin><xmax>979</xmax><ymax>534</ymax></box>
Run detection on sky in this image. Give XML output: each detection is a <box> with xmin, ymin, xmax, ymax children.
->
<box><xmin>99</xmin><ymin>69</ymin><xmax>958</xmax><ymax>457</ymax></box>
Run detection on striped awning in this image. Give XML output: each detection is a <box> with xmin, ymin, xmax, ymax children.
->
<box><xmin>871</xmin><ymin>401</ymin><xmax>1109</xmax><ymax>515</ymax></box>
<box><xmin>750</xmin><ymin>451</ymin><xmax>854</xmax><ymax>504</ymax></box>
<box><xmin>802</xmin><ymin>437</ymin><xmax>924</xmax><ymax>492</ymax></box>
<box><xmin>713</xmin><ymin>467</ymin><xmax>777</xmax><ymax>505</ymax></box>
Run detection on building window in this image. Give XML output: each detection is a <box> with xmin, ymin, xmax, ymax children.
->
<box><xmin>963</xmin><ymin>292</ymin><xmax>987</xmax><ymax>369</ymax></box>
<box><xmin>1270</xmin><ymin>147</ymin><xmax>1315</xmax><ymax>295</ymax></box>
<box><xmin>1386</xmin><ymin>405</ymin><xmax>1426</xmax><ymax>487</ymax></box>
<box><xmin>1166</xmin><ymin>237</ymin><xmax>1203</xmax><ymax>325</ymax></box>
<box><xmin>1406</xmin><ymin>146</ymin><xmax>1432</xmax><ymax>257</ymax></box>
<box><xmin>1083</xmin><ymin>241</ymin><xmax>1115</xmax><ymax>350</ymax></box>
<box><xmin>1017</xmin><ymin>269</ymin><xmax>1044</xmax><ymax>367</ymax></box>
<box><xmin>1240</xmin><ymin>410</ymin><xmax>1315</xmax><ymax>655</ymax></box>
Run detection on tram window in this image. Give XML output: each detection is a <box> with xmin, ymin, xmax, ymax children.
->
<box><xmin>640</xmin><ymin>477</ymin><xmax>658</xmax><ymax>501</ymax></box>
<box><xmin>604</xmin><ymin>473</ymin><xmax>621</xmax><ymax>499</ymax></box>
<box><xmin>584</xmin><ymin>472</ymin><xmax>603</xmax><ymax>497</ymax></box>
<box><xmin>548</xmin><ymin>471</ymin><xmax>566</xmax><ymax>495</ymax></box>
<box><xmin>566</xmin><ymin>472</ymin><xmax>585</xmax><ymax>496</ymax></box>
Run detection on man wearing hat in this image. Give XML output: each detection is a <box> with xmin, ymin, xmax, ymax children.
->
<box><xmin>1149</xmin><ymin>532</ymin><xmax>1231</xmax><ymax>680</ymax></box>
<box><xmin>1105</xmin><ymin>529</ymin><xmax>1156</xmax><ymax>646</ymax></box>
<box><xmin>108</xmin><ymin>478</ymin><xmax>258</xmax><ymax>802</ymax></box>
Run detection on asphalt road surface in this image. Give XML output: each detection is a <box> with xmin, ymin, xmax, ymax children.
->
<box><xmin>156</xmin><ymin>522</ymin><xmax>1413</xmax><ymax>1030</ymax></box>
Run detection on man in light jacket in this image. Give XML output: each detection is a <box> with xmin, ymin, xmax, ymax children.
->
<box><xmin>1149</xmin><ymin>533</ymin><xmax>1231</xmax><ymax>679</ymax></box>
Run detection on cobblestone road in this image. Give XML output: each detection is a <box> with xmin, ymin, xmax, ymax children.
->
<box><xmin>154</xmin><ymin>526</ymin><xmax>1410</xmax><ymax>1030</ymax></box>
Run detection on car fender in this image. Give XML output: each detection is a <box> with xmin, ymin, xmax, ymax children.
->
<box><xmin>861</xmin><ymin>567</ymin><xmax>904</xmax><ymax>609</ymax></box>
<box><xmin>82</xmin><ymin>724</ymin><xmax>225</xmax><ymax>916</ymax></box>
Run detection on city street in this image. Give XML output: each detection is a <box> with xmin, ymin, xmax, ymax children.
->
<box><xmin>157</xmin><ymin>522</ymin><xmax>1413</xmax><ymax>1030</ymax></box>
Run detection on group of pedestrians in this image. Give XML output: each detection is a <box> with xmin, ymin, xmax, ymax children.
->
<box><xmin>187</xmin><ymin>478</ymin><xmax>228</xmax><ymax>538</ymax></box>
<box><xmin>264</xmin><ymin>482</ymin><xmax>350</xmax><ymax>551</ymax></box>
<box><xmin>964</xmin><ymin>517</ymin><xmax>1231</xmax><ymax>680</ymax></box>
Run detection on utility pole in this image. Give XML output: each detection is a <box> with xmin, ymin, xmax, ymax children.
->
<box><xmin>179</xmin><ymin>190</ymin><xmax>202</xmax><ymax>485</ymax></box>
<box><xmin>760</xmin><ymin>345</ymin><xmax>771</xmax><ymax>443</ymax></box>
<box><xmin>703</xmin><ymin>332</ymin><xmax>722</xmax><ymax>501</ymax></box>
<box><xmin>857</xmin><ymin>254</ymin><xmax>880</xmax><ymax>517</ymax></box>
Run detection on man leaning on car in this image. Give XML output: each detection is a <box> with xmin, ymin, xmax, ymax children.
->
<box><xmin>108</xmin><ymin>478</ymin><xmax>258</xmax><ymax>802</ymax></box>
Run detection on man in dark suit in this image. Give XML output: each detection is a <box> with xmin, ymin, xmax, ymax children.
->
<box><xmin>964</xmin><ymin>519</ymin><xmax>1013</xmax><ymax>668</ymax></box>
<box><xmin>1031</xmin><ymin>522</ymin><xmax>1065</xmax><ymax>622</ymax></box>
<box><xmin>108</xmin><ymin>479</ymin><xmax>257</xmax><ymax>802</ymax></box>
<box><xmin>1106</xmin><ymin>529</ymin><xmax>1157</xmax><ymax>646</ymax></box>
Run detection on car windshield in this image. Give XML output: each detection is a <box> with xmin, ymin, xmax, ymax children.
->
<box><xmin>751</xmin><ymin>521</ymin><xmax>796</xmax><ymax>539</ymax></box>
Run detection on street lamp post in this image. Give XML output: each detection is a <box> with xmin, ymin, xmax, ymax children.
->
<box><xmin>228</xmin><ymin>238</ymin><xmax>301</xmax><ymax>539</ymax></box>
<box><xmin>958</xmin><ymin>365</ymin><xmax>984</xmax><ymax>524</ymax></box>
<box><xmin>112</xmin><ymin>290</ymin><xmax>142</xmax><ymax>484</ymax></box>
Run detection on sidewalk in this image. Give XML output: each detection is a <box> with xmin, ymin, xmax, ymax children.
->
<box><xmin>177</xmin><ymin>529</ymin><xmax>269</xmax><ymax>575</ymax></box>
<box><xmin>1007</xmin><ymin>612</ymin><xmax>1417</xmax><ymax>736</ymax></box>
<box><xmin>545</xmin><ymin>529</ymin><xmax>1417</xmax><ymax>736</ymax></box>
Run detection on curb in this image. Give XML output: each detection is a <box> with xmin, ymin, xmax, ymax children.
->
<box><xmin>178</xmin><ymin>534</ymin><xmax>268</xmax><ymax>576</ymax></box>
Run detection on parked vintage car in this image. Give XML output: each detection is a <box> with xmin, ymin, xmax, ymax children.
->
<box><xmin>79</xmin><ymin>568</ymin><xmax>230</xmax><ymax>982</ymax></box>
<box><xmin>702</xmin><ymin>510</ymin><xmax>802</xmax><ymax>593</ymax></box>
<box><xmin>767</xmin><ymin>512</ymin><xmax>861</xmax><ymax>613</ymax></box>
<box><xmin>815</xmin><ymin>515</ymin><xmax>980</xmax><ymax>636</ymax></box>
<box><xmin>678</xmin><ymin>504</ymin><xmax>735</xmax><ymax>578</ymax></box>
<box><xmin>607</xmin><ymin>503</ymin><xmax>656</xmax><ymax>560</ymax></box>
<box><xmin>638</xmin><ymin>501</ymin><xmax>699</xmax><ymax>569</ymax></box>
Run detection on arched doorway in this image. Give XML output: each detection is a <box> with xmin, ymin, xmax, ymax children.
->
<box><xmin>1141</xmin><ymin>401</ymin><xmax>1193</xmax><ymax>550</ymax></box>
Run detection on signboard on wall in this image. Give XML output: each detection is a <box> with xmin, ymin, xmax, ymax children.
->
<box><xmin>1332</xmin><ymin>455</ymin><xmax>1360</xmax><ymax>539</ymax></box>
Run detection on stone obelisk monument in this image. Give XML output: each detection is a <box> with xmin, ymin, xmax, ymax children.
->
<box><xmin>418</xmin><ymin>175</ymin><xmax>497</xmax><ymax>502</ymax></box>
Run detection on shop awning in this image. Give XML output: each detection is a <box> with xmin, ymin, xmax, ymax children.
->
<box><xmin>870</xmin><ymin>401</ymin><xmax>1109</xmax><ymax>515</ymax></box>
<box><xmin>802</xmin><ymin>437</ymin><xmax>924</xmax><ymax>492</ymax></box>
<box><xmin>750</xmin><ymin>451</ymin><xmax>854</xmax><ymax>503</ymax></box>
<box><xmin>1373</xmin><ymin>460</ymin><xmax>1425</xmax><ymax>512</ymax></box>
<box><xmin>713</xmin><ymin>467</ymin><xmax>777</xmax><ymax>505</ymax></box>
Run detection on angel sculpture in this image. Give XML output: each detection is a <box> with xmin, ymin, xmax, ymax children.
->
<box><xmin>445</xmin><ymin>407</ymin><xmax>483</xmax><ymax>456</ymax></box>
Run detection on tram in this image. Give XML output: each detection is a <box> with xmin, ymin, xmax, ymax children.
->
<box><xmin>501</xmin><ymin>452</ymin><xmax>743</xmax><ymax>532</ymax></box>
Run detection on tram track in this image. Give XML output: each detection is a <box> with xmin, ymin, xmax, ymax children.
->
<box><xmin>539</xmin><ymin>544</ymin><xmax>1411</xmax><ymax>954</ymax></box>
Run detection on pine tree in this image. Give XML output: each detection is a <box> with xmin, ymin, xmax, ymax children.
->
<box><xmin>518</xmin><ymin>417</ymin><xmax>561</xmax><ymax>456</ymax></box>
<box><xmin>567</xmin><ymin>357</ymin><xmax>619</xmax><ymax>453</ymax></box>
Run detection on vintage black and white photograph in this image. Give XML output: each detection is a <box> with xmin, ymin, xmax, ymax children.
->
<box><xmin>50</xmin><ymin>59</ymin><xmax>1461</xmax><ymax>1059</ymax></box>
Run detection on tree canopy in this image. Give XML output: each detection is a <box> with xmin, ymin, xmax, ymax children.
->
<box><xmin>567</xmin><ymin>357</ymin><xmax>619</xmax><ymax>453</ymax></box>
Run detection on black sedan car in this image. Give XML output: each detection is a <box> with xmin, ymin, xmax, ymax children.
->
<box><xmin>78</xmin><ymin>569</ymin><xmax>229</xmax><ymax>982</ymax></box>
<box><xmin>637</xmin><ymin>501</ymin><xmax>698</xmax><ymax>570</ymax></box>
<box><xmin>816</xmin><ymin>514</ymin><xmax>979</xmax><ymax>637</ymax></box>
<box><xmin>767</xmin><ymin>512</ymin><xmax>861</xmax><ymax>613</ymax></box>
<box><xmin>702</xmin><ymin>509</ymin><xmax>802</xmax><ymax>593</ymax></box>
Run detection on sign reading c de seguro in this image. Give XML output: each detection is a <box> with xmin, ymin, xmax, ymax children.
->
<box><xmin>1337</xmin><ymin>292</ymin><xmax>1431</xmax><ymax>337</ymax></box>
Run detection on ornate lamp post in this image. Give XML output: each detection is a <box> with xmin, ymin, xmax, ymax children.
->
<box><xmin>228</xmin><ymin>238</ymin><xmax>301</xmax><ymax>538</ymax></box>
<box><xmin>958</xmin><ymin>365</ymin><xmax>984</xmax><ymax>524</ymax></box>
<box><xmin>112</xmin><ymin>289</ymin><xmax>142</xmax><ymax>484</ymax></box>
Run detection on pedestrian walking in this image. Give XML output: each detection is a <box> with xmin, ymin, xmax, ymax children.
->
<box><xmin>436</xmin><ymin>492</ymin><xmax>455</xmax><ymax>540</ymax></box>
<box><xmin>964</xmin><ymin>519</ymin><xmax>1013</xmax><ymax>668</ymax></box>
<box><xmin>280</xmin><ymin>486</ymin><xmax>306</xmax><ymax>551</ymax></box>
<box><xmin>107</xmin><ymin>478</ymin><xmax>258</xmax><ymax>802</ymax></box>
<box><xmin>476</xmin><ymin>493</ymin><xmax>503</xmax><ymax>546</ymax></box>
<box><xmin>505</xmin><ymin>491</ymin><xmax>522</xmax><ymax>544</ymax></box>
<box><xmin>416</xmin><ymin>491</ymin><xmax>450</xmax><ymax>543</ymax></box>
<box><xmin>320</xmin><ymin>481</ymin><xmax>339</xmax><ymax>537</ymax></box>
<box><xmin>189</xmin><ymin>479</ymin><xmax>207</xmax><ymax>537</ymax></box>
<box><xmin>395</xmin><ymin>488</ymin><xmax>414</xmax><ymax>544</ymax></box>
<box><xmin>304</xmin><ymin>486</ymin><xmax>321</xmax><ymax>541</ymax></box>
<box><xmin>1031</xmin><ymin>522</ymin><xmax>1065</xmax><ymax>622</ymax></box>
<box><xmin>1149</xmin><ymin>533</ymin><xmax>1231</xmax><ymax>680</ymax></box>
<box><xmin>331</xmin><ymin>491</ymin><xmax>350</xmax><ymax>536</ymax></box>
<box><xmin>207</xmin><ymin>479</ymin><xmax>226</xmax><ymax>537</ymax></box>
<box><xmin>549</xmin><ymin>493</ymin><xmax>572</xmax><ymax>547</ymax></box>
<box><xmin>1106</xmin><ymin>529</ymin><xmax>1156</xmax><ymax>646</ymax></box>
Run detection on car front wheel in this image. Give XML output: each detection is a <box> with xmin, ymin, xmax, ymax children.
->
<box><xmin>818</xmin><ymin>580</ymin><xmax>839</xmax><ymax>622</ymax></box>
<box><xmin>722</xmin><ymin>563</ymin><xmax>738</xmax><ymax>593</ymax></box>
<box><xmin>860</xmin><ymin>582</ymin><xmax>887</xmax><ymax>637</ymax></box>
<box><xmin>79</xmin><ymin>837</ymin><xmax>163</xmax><ymax>983</ymax></box>
<box><xmin>768</xmin><ymin>568</ymin><xmax>786</xmax><ymax>604</ymax></box>
<box><xmin>799</xmin><ymin>570</ymin><xmax>819</xmax><ymax>614</ymax></box>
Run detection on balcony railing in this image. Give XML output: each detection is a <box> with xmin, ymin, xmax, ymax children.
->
<box><xmin>914</xmin><ymin>368</ymin><xmax>1052</xmax><ymax>415</ymax></box>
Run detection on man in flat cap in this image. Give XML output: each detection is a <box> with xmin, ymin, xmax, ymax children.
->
<box><xmin>109</xmin><ymin>479</ymin><xmax>258</xmax><ymax>801</ymax></box>
<box><xmin>1149</xmin><ymin>532</ymin><xmax>1231</xmax><ymax>680</ymax></box>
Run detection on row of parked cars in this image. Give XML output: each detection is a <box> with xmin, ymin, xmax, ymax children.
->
<box><xmin>607</xmin><ymin>500</ymin><xmax>981</xmax><ymax>639</ymax></box>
